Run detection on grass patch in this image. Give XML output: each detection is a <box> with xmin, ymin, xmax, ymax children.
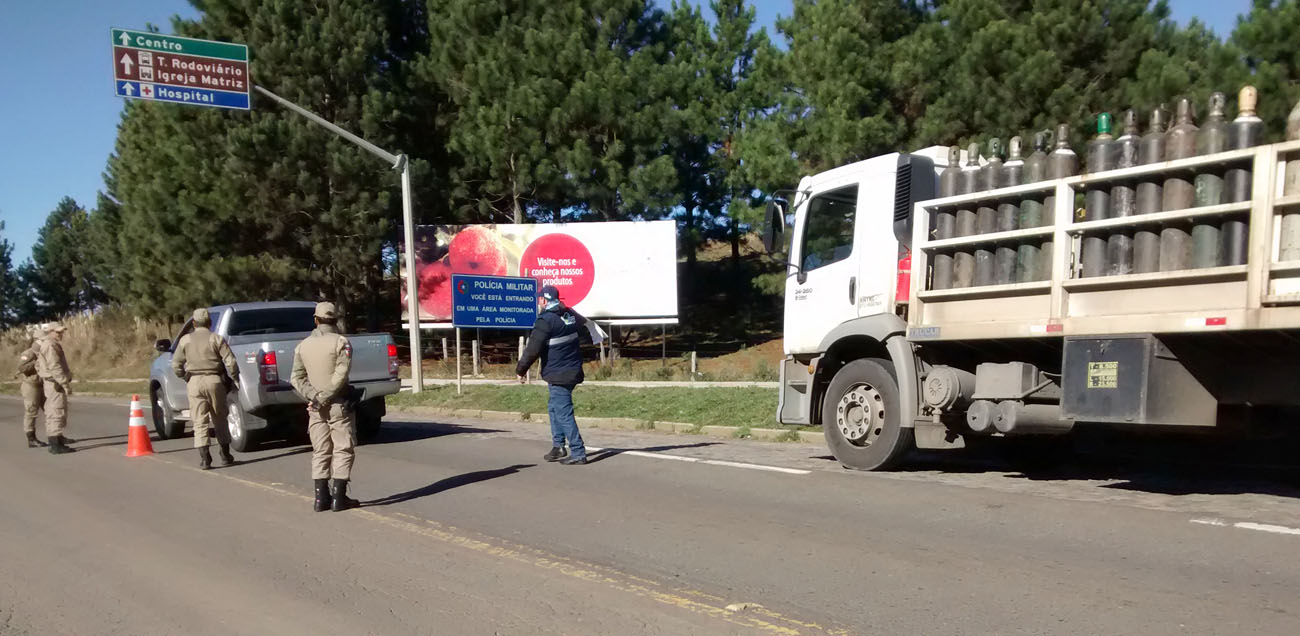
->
<box><xmin>388</xmin><ymin>384</ymin><xmax>794</xmax><ymax>429</ymax></box>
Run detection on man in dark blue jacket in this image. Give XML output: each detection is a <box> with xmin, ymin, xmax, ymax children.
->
<box><xmin>516</xmin><ymin>285</ymin><xmax>590</xmax><ymax>465</ymax></box>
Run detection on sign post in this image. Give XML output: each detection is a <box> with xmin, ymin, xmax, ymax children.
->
<box><xmin>451</xmin><ymin>274</ymin><xmax>539</xmax><ymax>394</ymax></box>
<box><xmin>112</xmin><ymin>28</ymin><xmax>250</xmax><ymax>110</ymax></box>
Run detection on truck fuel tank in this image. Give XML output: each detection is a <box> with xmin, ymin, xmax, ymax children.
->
<box><xmin>1061</xmin><ymin>335</ymin><xmax>1217</xmax><ymax>427</ymax></box>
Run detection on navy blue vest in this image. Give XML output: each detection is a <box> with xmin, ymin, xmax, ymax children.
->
<box><xmin>538</xmin><ymin>307</ymin><xmax>585</xmax><ymax>385</ymax></box>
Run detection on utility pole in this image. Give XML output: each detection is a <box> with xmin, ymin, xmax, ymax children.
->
<box><xmin>253</xmin><ymin>85</ymin><xmax>423</xmax><ymax>393</ymax></box>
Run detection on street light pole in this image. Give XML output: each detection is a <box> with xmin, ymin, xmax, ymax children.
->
<box><xmin>252</xmin><ymin>84</ymin><xmax>423</xmax><ymax>392</ymax></box>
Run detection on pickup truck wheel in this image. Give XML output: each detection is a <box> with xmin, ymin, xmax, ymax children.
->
<box><xmin>822</xmin><ymin>358</ymin><xmax>914</xmax><ymax>471</ymax></box>
<box><xmin>226</xmin><ymin>398</ymin><xmax>263</xmax><ymax>453</ymax></box>
<box><xmin>151</xmin><ymin>385</ymin><xmax>184</xmax><ymax>440</ymax></box>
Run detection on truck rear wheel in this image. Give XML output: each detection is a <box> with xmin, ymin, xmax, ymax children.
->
<box><xmin>822</xmin><ymin>359</ymin><xmax>914</xmax><ymax>471</ymax></box>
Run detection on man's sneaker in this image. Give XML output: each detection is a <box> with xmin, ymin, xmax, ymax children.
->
<box><xmin>544</xmin><ymin>446</ymin><xmax>569</xmax><ymax>462</ymax></box>
<box><xmin>560</xmin><ymin>456</ymin><xmax>588</xmax><ymax>466</ymax></box>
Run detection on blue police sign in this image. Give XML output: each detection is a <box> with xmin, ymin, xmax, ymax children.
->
<box><xmin>451</xmin><ymin>275</ymin><xmax>538</xmax><ymax>329</ymax></box>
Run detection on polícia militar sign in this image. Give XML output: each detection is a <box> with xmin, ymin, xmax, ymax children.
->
<box><xmin>450</xmin><ymin>275</ymin><xmax>538</xmax><ymax>330</ymax></box>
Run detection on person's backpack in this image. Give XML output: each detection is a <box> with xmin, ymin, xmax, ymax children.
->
<box><xmin>17</xmin><ymin>348</ymin><xmax>38</xmax><ymax>377</ymax></box>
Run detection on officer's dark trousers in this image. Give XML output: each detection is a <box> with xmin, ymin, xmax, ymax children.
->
<box><xmin>547</xmin><ymin>384</ymin><xmax>585</xmax><ymax>459</ymax></box>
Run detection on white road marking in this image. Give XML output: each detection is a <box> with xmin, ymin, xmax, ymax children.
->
<box><xmin>585</xmin><ymin>446</ymin><xmax>810</xmax><ymax>475</ymax></box>
<box><xmin>1192</xmin><ymin>518</ymin><xmax>1300</xmax><ymax>536</ymax></box>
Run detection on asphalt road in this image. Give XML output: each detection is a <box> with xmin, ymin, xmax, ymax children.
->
<box><xmin>2</xmin><ymin>396</ymin><xmax>1298</xmax><ymax>635</ymax></box>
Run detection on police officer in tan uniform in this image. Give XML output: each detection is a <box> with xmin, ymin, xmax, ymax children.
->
<box><xmin>172</xmin><ymin>308</ymin><xmax>240</xmax><ymax>470</ymax></box>
<box><xmin>290</xmin><ymin>302</ymin><xmax>359</xmax><ymax>512</ymax></box>
<box><xmin>17</xmin><ymin>324</ymin><xmax>47</xmax><ymax>448</ymax></box>
<box><xmin>36</xmin><ymin>322</ymin><xmax>75</xmax><ymax>455</ymax></box>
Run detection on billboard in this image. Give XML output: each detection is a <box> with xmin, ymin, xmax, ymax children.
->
<box><xmin>401</xmin><ymin>221</ymin><xmax>678</xmax><ymax>324</ymax></box>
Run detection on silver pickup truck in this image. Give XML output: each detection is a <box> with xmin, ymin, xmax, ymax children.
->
<box><xmin>148</xmin><ymin>301</ymin><xmax>402</xmax><ymax>451</ymax></box>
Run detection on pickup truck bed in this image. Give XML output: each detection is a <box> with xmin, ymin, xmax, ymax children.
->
<box><xmin>149</xmin><ymin>301</ymin><xmax>402</xmax><ymax>451</ymax></box>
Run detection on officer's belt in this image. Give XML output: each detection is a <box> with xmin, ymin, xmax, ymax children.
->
<box><xmin>548</xmin><ymin>333</ymin><xmax>578</xmax><ymax>346</ymax></box>
<box><xmin>187</xmin><ymin>371</ymin><xmax>222</xmax><ymax>376</ymax></box>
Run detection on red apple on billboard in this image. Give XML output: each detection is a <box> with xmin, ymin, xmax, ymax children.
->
<box><xmin>448</xmin><ymin>226</ymin><xmax>507</xmax><ymax>276</ymax></box>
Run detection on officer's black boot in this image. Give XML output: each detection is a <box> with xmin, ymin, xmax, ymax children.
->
<box><xmin>313</xmin><ymin>479</ymin><xmax>332</xmax><ymax>512</ymax></box>
<box><xmin>219</xmin><ymin>444</ymin><xmax>235</xmax><ymax>466</ymax></box>
<box><xmin>543</xmin><ymin>446</ymin><xmax>568</xmax><ymax>462</ymax></box>
<box><xmin>198</xmin><ymin>446</ymin><xmax>212</xmax><ymax>470</ymax></box>
<box><xmin>61</xmin><ymin>435</ymin><xmax>77</xmax><ymax>444</ymax></box>
<box><xmin>26</xmin><ymin>432</ymin><xmax>45</xmax><ymax>448</ymax></box>
<box><xmin>331</xmin><ymin>479</ymin><xmax>359</xmax><ymax>512</ymax></box>
<box><xmin>48</xmin><ymin>435</ymin><xmax>74</xmax><ymax>455</ymax></box>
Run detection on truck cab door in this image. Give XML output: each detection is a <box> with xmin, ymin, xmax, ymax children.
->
<box><xmin>785</xmin><ymin>182</ymin><xmax>863</xmax><ymax>354</ymax></box>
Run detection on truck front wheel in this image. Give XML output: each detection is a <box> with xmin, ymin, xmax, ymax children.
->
<box><xmin>822</xmin><ymin>359</ymin><xmax>914</xmax><ymax>471</ymax></box>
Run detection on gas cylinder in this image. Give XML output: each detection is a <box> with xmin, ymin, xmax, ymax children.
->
<box><xmin>1083</xmin><ymin>113</ymin><xmax>1116</xmax><ymax>277</ymax></box>
<box><xmin>1225</xmin><ymin>86</ymin><xmax>1264</xmax><ymax>265</ymax></box>
<box><xmin>1108</xmin><ymin>110</ymin><xmax>1139</xmax><ymax>275</ymax></box>
<box><xmin>1017</xmin><ymin>130</ymin><xmax>1051</xmax><ymax>282</ymax></box>
<box><xmin>974</xmin><ymin>138</ymin><xmax>1003</xmax><ymax>286</ymax></box>
<box><xmin>995</xmin><ymin>136</ymin><xmax>1024</xmax><ymax>284</ymax></box>
<box><xmin>954</xmin><ymin>142</ymin><xmax>981</xmax><ymax>288</ymax></box>
<box><xmin>1042</xmin><ymin>124</ymin><xmax>1077</xmax><ymax>280</ymax></box>
<box><xmin>1161</xmin><ymin>98</ymin><xmax>1199</xmax><ymax>271</ymax></box>
<box><xmin>932</xmin><ymin>146</ymin><xmax>961</xmax><ymax>290</ymax></box>
<box><xmin>1135</xmin><ymin>106</ymin><xmax>1167</xmax><ymax>273</ymax></box>
<box><xmin>1280</xmin><ymin>95</ymin><xmax>1300</xmax><ymax>262</ymax></box>
<box><xmin>1191</xmin><ymin>92</ymin><xmax>1228</xmax><ymax>269</ymax></box>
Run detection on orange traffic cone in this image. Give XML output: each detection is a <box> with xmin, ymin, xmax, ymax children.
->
<box><xmin>125</xmin><ymin>394</ymin><xmax>155</xmax><ymax>457</ymax></box>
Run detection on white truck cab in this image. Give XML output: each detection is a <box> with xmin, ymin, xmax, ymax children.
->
<box><xmin>768</xmin><ymin>148</ymin><xmax>941</xmax><ymax>470</ymax></box>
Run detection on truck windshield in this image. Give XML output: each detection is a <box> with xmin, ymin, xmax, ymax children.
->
<box><xmin>226</xmin><ymin>308</ymin><xmax>317</xmax><ymax>336</ymax></box>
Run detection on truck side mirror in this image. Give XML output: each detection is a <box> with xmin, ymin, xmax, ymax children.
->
<box><xmin>155</xmin><ymin>339</ymin><xmax>171</xmax><ymax>353</ymax></box>
<box><xmin>762</xmin><ymin>199</ymin><xmax>787</xmax><ymax>252</ymax></box>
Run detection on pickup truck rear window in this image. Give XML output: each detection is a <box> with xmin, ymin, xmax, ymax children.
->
<box><xmin>226</xmin><ymin>308</ymin><xmax>317</xmax><ymax>336</ymax></box>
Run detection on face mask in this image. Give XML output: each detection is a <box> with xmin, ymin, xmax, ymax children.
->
<box><xmin>544</xmin><ymin>298</ymin><xmax>561</xmax><ymax>311</ymax></box>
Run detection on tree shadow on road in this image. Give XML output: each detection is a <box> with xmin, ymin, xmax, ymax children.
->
<box><xmin>71</xmin><ymin>438</ymin><xmax>130</xmax><ymax>452</ymax></box>
<box><xmin>362</xmin><ymin>464</ymin><xmax>535</xmax><ymax>507</ymax></box>
<box><xmin>70</xmin><ymin>433</ymin><xmax>127</xmax><ymax>443</ymax></box>
<box><xmin>219</xmin><ymin>446</ymin><xmax>312</xmax><ymax>467</ymax></box>
<box><xmin>585</xmin><ymin>441</ymin><xmax>721</xmax><ymax>464</ymax></box>
<box><xmin>364</xmin><ymin>420</ymin><xmax>506</xmax><ymax>446</ymax></box>
<box><xmin>885</xmin><ymin>437</ymin><xmax>1300</xmax><ymax>498</ymax></box>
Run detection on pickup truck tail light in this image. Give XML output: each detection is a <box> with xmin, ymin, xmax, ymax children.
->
<box><xmin>258</xmin><ymin>350</ymin><xmax>279</xmax><ymax>386</ymax></box>
<box><xmin>896</xmin><ymin>251</ymin><xmax>912</xmax><ymax>303</ymax></box>
<box><xmin>387</xmin><ymin>344</ymin><xmax>400</xmax><ymax>379</ymax></box>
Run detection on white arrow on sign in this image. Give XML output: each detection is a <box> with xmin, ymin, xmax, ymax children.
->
<box><xmin>119</xmin><ymin>53</ymin><xmax>134</xmax><ymax>75</ymax></box>
<box><xmin>122</xmin><ymin>82</ymin><xmax>135</xmax><ymax>96</ymax></box>
<box><xmin>118</xmin><ymin>31</ymin><xmax>131</xmax><ymax>46</ymax></box>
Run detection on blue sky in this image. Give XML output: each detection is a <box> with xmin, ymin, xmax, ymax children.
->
<box><xmin>0</xmin><ymin>0</ymin><xmax>1252</xmax><ymax>264</ymax></box>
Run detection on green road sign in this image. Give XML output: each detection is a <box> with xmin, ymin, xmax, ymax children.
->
<box><xmin>112</xmin><ymin>28</ymin><xmax>247</xmax><ymax>62</ymax></box>
<box><xmin>112</xmin><ymin>27</ymin><xmax>250</xmax><ymax>110</ymax></box>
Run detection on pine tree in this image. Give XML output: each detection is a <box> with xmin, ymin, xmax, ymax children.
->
<box><xmin>0</xmin><ymin>220</ymin><xmax>17</xmax><ymax>329</ymax></box>
<box><xmin>1230</xmin><ymin>0</ymin><xmax>1300</xmax><ymax>140</ymax></box>
<box><xmin>107</xmin><ymin>0</ymin><xmax>428</xmax><ymax>321</ymax></box>
<box><xmin>422</xmin><ymin>0</ymin><xmax>679</xmax><ymax>222</ymax></box>
<box><xmin>773</xmin><ymin>0</ymin><xmax>924</xmax><ymax>172</ymax></box>
<box><xmin>28</xmin><ymin>197</ymin><xmax>104</xmax><ymax>317</ymax></box>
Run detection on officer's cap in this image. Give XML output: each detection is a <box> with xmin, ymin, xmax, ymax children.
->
<box><xmin>314</xmin><ymin>302</ymin><xmax>337</xmax><ymax>320</ymax></box>
<box><xmin>44</xmin><ymin>322</ymin><xmax>67</xmax><ymax>334</ymax></box>
<box><xmin>541</xmin><ymin>285</ymin><xmax>561</xmax><ymax>302</ymax></box>
<box><xmin>192</xmin><ymin>308</ymin><xmax>211</xmax><ymax>324</ymax></box>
